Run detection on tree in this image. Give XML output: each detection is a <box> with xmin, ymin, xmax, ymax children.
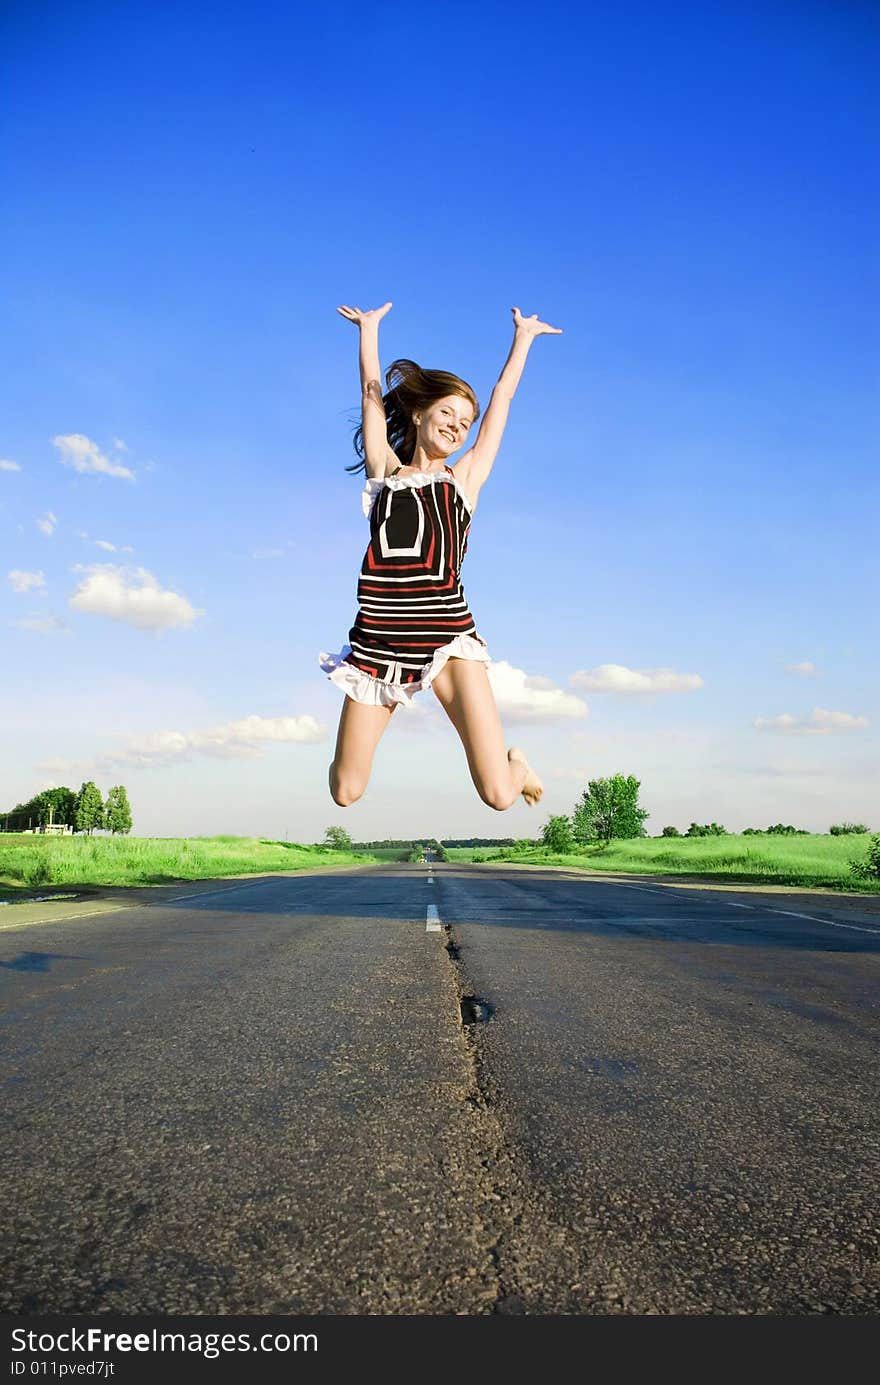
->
<box><xmin>661</xmin><ymin>825</ymin><xmax>681</xmax><ymax>837</ymax></box>
<box><xmin>830</xmin><ymin>822</ymin><xmax>869</xmax><ymax>835</ymax></box>
<box><xmin>104</xmin><ymin>785</ymin><xmax>132</xmax><ymax>835</ymax></box>
<box><xmin>850</xmin><ymin>833</ymin><xmax>880</xmax><ymax>881</ymax></box>
<box><xmin>74</xmin><ymin>781</ymin><xmax>105</xmax><ymax>835</ymax></box>
<box><xmin>685</xmin><ymin>821</ymin><xmax>726</xmax><ymax>837</ymax></box>
<box><xmin>572</xmin><ymin>775</ymin><xmax>649</xmax><ymax>844</ymax></box>
<box><xmin>324</xmin><ymin>825</ymin><xmax>353</xmax><ymax>851</ymax></box>
<box><xmin>541</xmin><ymin>815</ymin><xmax>574</xmax><ymax>853</ymax></box>
<box><xmin>35</xmin><ymin>786</ymin><xmax>76</xmax><ymax>829</ymax></box>
<box><xmin>3</xmin><ymin>794</ymin><xmax>52</xmax><ymax>832</ymax></box>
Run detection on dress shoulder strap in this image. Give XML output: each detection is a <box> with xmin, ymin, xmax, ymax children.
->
<box><xmin>385</xmin><ymin>462</ymin><xmax>454</xmax><ymax>479</ymax></box>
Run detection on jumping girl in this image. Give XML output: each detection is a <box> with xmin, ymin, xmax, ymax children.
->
<box><xmin>320</xmin><ymin>301</ymin><xmax>562</xmax><ymax>811</ymax></box>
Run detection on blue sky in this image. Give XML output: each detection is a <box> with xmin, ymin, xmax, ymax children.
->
<box><xmin>1</xmin><ymin>0</ymin><xmax>877</xmax><ymax>840</ymax></box>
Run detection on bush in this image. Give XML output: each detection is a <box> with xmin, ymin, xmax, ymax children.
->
<box><xmin>661</xmin><ymin>826</ymin><xmax>681</xmax><ymax>837</ymax></box>
<box><xmin>23</xmin><ymin>856</ymin><xmax>54</xmax><ymax>887</ymax></box>
<box><xmin>324</xmin><ymin>825</ymin><xmax>354</xmax><ymax>850</ymax></box>
<box><xmin>541</xmin><ymin>815</ymin><xmax>574</xmax><ymax>853</ymax></box>
<box><xmin>471</xmin><ymin>852</ymin><xmax>487</xmax><ymax>863</ymax></box>
<box><xmin>850</xmin><ymin>833</ymin><xmax>880</xmax><ymax>881</ymax></box>
<box><xmin>831</xmin><ymin>822</ymin><xmax>870</xmax><ymax>836</ymax></box>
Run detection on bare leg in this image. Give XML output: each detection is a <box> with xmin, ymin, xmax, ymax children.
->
<box><xmin>328</xmin><ymin>695</ymin><xmax>398</xmax><ymax>806</ymax></box>
<box><xmin>430</xmin><ymin>658</ymin><xmax>544</xmax><ymax>810</ymax></box>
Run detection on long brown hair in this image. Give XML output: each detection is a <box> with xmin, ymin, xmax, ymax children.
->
<box><xmin>345</xmin><ymin>358</ymin><xmax>480</xmax><ymax>475</ymax></box>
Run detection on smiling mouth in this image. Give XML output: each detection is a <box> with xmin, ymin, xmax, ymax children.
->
<box><xmin>440</xmin><ymin>431</ymin><xmax>455</xmax><ymax>442</ymax></box>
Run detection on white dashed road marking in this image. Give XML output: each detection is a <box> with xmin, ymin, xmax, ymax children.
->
<box><xmin>165</xmin><ymin>879</ymin><xmax>280</xmax><ymax>903</ymax></box>
<box><xmin>598</xmin><ymin>877</ymin><xmax>880</xmax><ymax>935</ymax></box>
<box><xmin>763</xmin><ymin>908</ymin><xmax>880</xmax><ymax>936</ymax></box>
<box><xmin>426</xmin><ymin>904</ymin><xmax>442</xmax><ymax>933</ymax></box>
<box><xmin>0</xmin><ymin>906</ymin><xmax>128</xmax><ymax>933</ymax></box>
<box><xmin>609</xmin><ymin>883</ymin><xmax>672</xmax><ymax>897</ymax></box>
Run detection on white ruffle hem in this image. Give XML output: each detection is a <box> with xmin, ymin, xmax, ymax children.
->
<box><xmin>360</xmin><ymin>469</ymin><xmax>476</xmax><ymax>519</ymax></box>
<box><xmin>318</xmin><ymin>632</ymin><xmax>490</xmax><ymax>707</ymax></box>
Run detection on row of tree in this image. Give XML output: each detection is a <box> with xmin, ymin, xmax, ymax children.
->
<box><xmin>347</xmin><ymin>837</ymin><xmax>516</xmax><ymax>849</ymax></box>
<box><xmin>661</xmin><ymin>822</ymin><xmax>869</xmax><ymax>837</ymax></box>
<box><xmin>539</xmin><ymin>777</ymin><xmax>873</xmax><ymax>850</ymax></box>
<box><xmin>660</xmin><ymin>822</ymin><xmax>811</xmax><ymax>837</ymax></box>
<box><xmin>323</xmin><ymin>827</ymin><xmax>451</xmax><ymax>861</ymax></box>
<box><xmin>2</xmin><ymin>783</ymin><xmax>133</xmax><ymax>835</ymax></box>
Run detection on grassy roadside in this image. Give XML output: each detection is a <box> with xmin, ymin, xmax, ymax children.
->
<box><xmin>4</xmin><ymin>833</ymin><xmax>876</xmax><ymax>897</ymax></box>
<box><xmin>444</xmin><ymin>834</ymin><xmax>880</xmax><ymax>892</ymax></box>
<box><xmin>0</xmin><ymin>834</ymin><xmax>382</xmax><ymax>895</ymax></box>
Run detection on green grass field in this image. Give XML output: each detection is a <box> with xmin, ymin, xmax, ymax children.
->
<box><xmin>0</xmin><ymin>834</ymin><xmax>380</xmax><ymax>893</ymax></box>
<box><xmin>2</xmin><ymin>832</ymin><xmax>876</xmax><ymax>896</ymax></box>
<box><xmin>444</xmin><ymin>833</ymin><xmax>879</xmax><ymax>891</ymax></box>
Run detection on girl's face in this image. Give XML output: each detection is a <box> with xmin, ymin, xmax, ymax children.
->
<box><xmin>417</xmin><ymin>395</ymin><xmax>474</xmax><ymax>455</ymax></box>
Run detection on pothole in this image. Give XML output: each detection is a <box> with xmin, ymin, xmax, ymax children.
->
<box><xmin>460</xmin><ymin>996</ymin><xmax>493</xmax><ymax>1026</ymax></box>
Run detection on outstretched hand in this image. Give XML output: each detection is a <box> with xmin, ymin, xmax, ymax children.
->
<box><xmin>512</xmin><ymin>306</ymin><xmax>563</xmax><ymax>337</ymax></box>
<box><xmin>337</xmin><ymin>302</ymin><xmax>392</xmax><ymax>328</ymax></box>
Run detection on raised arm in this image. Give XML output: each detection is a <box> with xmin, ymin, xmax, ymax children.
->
<box><xmin>458</xmin><ymin>306</ymin><xmax>563</xmax><ymax>504</ymax></box>
<box><xmin>337</xmin><ymin>301</ymin><xmax>398</xmax><ymax>480</ymax></box>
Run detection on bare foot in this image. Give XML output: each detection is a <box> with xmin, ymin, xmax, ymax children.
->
<box><xmin>508</xmin><ymin>747</ymin><xmax>544</xmax><ymax>807</ymax></box>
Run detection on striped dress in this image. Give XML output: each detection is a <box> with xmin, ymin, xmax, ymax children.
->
<box><xmin>319</xmin><ymin>462</ymin><xmax>490</xmax><ymax>706</ymax></box>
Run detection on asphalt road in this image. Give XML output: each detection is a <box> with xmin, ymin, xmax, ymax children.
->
<box><xmin>1</xmin><ymin>861</ymin><xmax>878</xmax><ymax>1315</ymax></box>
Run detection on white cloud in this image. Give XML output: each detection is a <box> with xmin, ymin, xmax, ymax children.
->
<box><xmin>811</xmin><ymin>708</ymin><xmax>870</xmax><ymax>730</ymax></box>
<box><xmin>570</xmin><ymin>663</ymin><xmax>704</xmax><ymax>696</ymax></box>
<box><xmin>754</xmin><ymin>707</ymin><xmax>870</xmax><ymax>735</ymax></box>
<box><xmin>785</xmin><ymin>661</ymin><xmax>818</xmax><ymax>677</ymax></box>
<box><xmin>486</xmin><ymin>659</ymin><xmax>589</xmax><ymax>722</ymax></box>
<box><xmin>8</xmin><ymin>569</ymin><xmax>46</xmax><ymax>594</ymax></box>
<box><xmin>79</xmin><ymin>532</ymin><xmax>131</xmax><ymax>553</ymax></box>
<box><xmin>0</xmin><ymin>459</ymin><xmax>21</xmax><ymax>472</ymax></box>
<box><xmin>68</xmin><ymin>563</ymin><xmax>204</xmax><ymax>631</ymax></box>
<box><xmin>390</xmin><ymin>696</ymin><xmax>446</xmax><ymax>733</ymax></box>
<box><xmin>549</xmin><ymin>763</ymin><xmax>595</xmax><ymax>780</ymax></box>
<box><xmin>35</xmin><ymin>756</ymin><xmax>84</xmax><ymax>775</ymax></box>
<box><xmin>52</xmin><ymin>433</ymin><xmax>135</xmax><ymax>480</ymax></box>
<box><xmin>97</xmin><ymin>713</ymin><xmax>328</xmax><ymax>767</ymax></box>
<box><xmin>37</xmin><ymin>510</ymin><xmax>58</xmax><ymax>537</ymax></box>
<box><xmin>16</xmin><ymin>613</ymin><xmax>71</xmax><ymax>636</ymax></box>
<box><xmin>112</xmin><ymin>438</ymin><xmax>129</xmax><ymax>452</ymax></box>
